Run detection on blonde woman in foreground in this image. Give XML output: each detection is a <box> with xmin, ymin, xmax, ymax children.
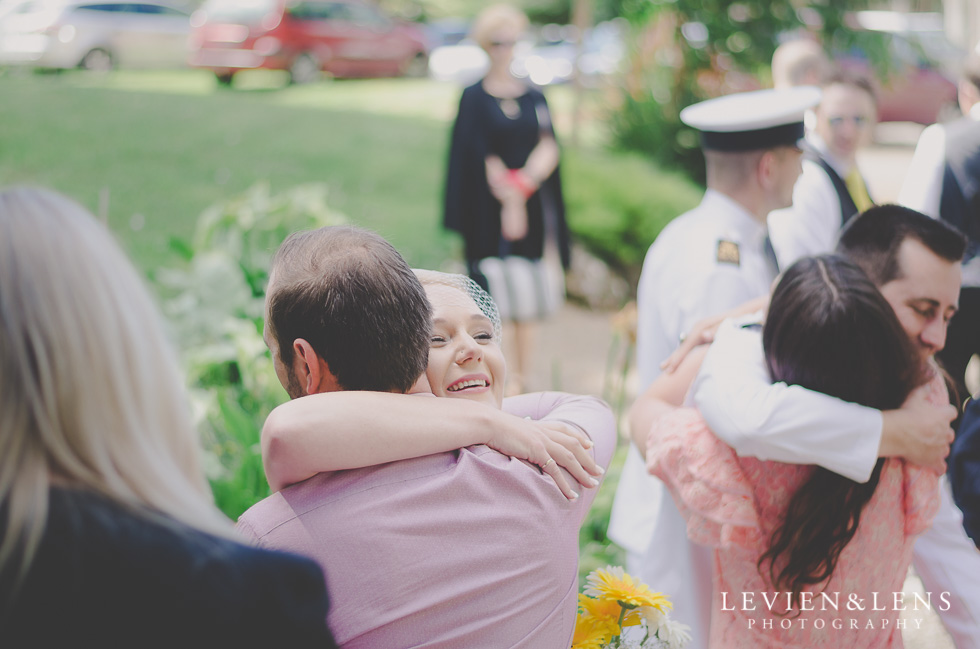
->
<box><xmin>0</xmin><ymin>187</ymin><xmax>337</xmax><ymax>646</ymax></box>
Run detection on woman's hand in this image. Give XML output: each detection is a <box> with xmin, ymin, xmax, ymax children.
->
<box><xmin>485</xmin><ymin>155</ymin><xmax>513</xmax><ymax>202</ymax></box>
<box><xmin>660</xmin><ymin>295</ymin><xmax>769</xmax><ymax>373</ymax></box>
<box><xmin>487</xmin><ymin>416</ymin><xmax>603</xmax><ymax>499</ymax></box>
<box><xmin>659</xmin><ymin>317</ymin><xmax>722</xmax><ymax>374</ymax></box>
<box><xmin>500</xmin><ymin>200</ymin><xmax>528</xmax><ymax>240</ymax></box>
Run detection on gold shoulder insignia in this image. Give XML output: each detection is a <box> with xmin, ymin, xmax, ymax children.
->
<box><xmin>716</xmin><ymin>240</ymin><xmax>740</xmax><ymax>266</ymax></box>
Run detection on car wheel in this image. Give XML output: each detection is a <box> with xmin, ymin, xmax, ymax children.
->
<box><xmin>80</xmin><ymin>48</ymin><xmax>113</xmax><ymax>72</ymax></box>
<box><xmin>402</xmin><ymin>52</ymin><xmax>428</xmax><ymax>78</ymax></box>
<box><xmin>289</xmin><ymin>52</ymin><xmax>321</xmax><ymax>85</ymax></box>
<box><xmin>215</xmin><ymin>72</ymin><xmax>236</xmax><ymax>87</ymax></box>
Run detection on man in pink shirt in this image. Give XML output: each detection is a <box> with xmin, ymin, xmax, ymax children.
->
<box><xmin>237</xmin><ymin>225</ymin><xmax>615</xmax><ymax>648</ymax></box>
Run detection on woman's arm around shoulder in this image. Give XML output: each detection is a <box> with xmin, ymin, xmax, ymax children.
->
<box><xmin>503</xmin><ymin>392</ymin><xmax>616</xmax><ymax>473</ymax></box>
<box><xmin>262</xmin><ymin>391</ymin><xmax>603</xmax><ymax>498</ymax></box>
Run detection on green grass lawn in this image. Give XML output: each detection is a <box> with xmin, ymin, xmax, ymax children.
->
<box><xmin>0</xmin><ymin>68</ymin><xmax>611</xmax><ymax>275</ymax></box>
<box><xmin>0</xmin><ymin>70</ymin><xmax>458</xmax><ymax>272</ymax></box>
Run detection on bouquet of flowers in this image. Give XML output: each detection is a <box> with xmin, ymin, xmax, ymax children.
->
<box><xmin>571</xmin><ymin>566</ymin><xmax>691</xmax><ymax>649</ymax></box>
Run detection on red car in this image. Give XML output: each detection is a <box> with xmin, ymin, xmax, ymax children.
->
<box><xmin>836</xmin><ymin>30</ymin><xmax>961</xmax><ymax>125</ymax></box>
<box><xmin>833</xmin><ymin>11</ymin><xmax>963</xmax><ymax>125</ymax></box>
<box><xmin>188</xmin><ymin>0</ymin><xmax>428</xmax><ymax>84</ymax></box>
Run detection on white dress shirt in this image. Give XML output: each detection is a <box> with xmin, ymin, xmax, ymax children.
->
<box><xmin>899</xmin><ymin>103</ymin><xmax>980</xmax><ymax>287</ymax></box>
<box><xmin>896</xmin><ymin>106</ymin><xmax>980</xmax><ymax>220</ymax></box>
<box><xmin>608</xmin><ymin>190</ymin><xmax>776</xmax><ymax>649</ymax></box>
<box><xmin>768</xmin><ymin>135</ymin><xmax>859</xmax><ymax>269</ymax></box>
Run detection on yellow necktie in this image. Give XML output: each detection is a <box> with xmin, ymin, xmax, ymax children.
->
<box><xmin>845</xmin><ymin>167</ymin><xmax>874</xmax><ymax>214</ymax></box>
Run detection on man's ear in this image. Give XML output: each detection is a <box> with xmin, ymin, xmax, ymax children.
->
<box><xmin>291</xmin><ymin>339</ymin><xmax>340</xmax><ymax>395</ymax></box>
<box><xmin>757</xmin><ymin>150</ymin><xmax>778</xmax><ymax>191</ymax></box>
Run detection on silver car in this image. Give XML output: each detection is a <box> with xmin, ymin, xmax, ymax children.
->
<box><xmin>0</xmin><ymin>0</ymin><xmax>191</xmax><ymax>70</ymax></box>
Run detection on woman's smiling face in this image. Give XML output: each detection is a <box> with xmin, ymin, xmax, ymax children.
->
<box><xmin>424</xmin><ymin>283</ymin><xmax>506</xmax><ymax>408</ymax></box>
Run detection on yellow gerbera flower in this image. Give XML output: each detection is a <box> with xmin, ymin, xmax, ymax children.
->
<box><xmin>578</xmin><ymin>593</ymin><xmax>642</xmax><ymax>628</ymax></box>
<box><xmin>570</xmin><ymin>613</ymin><xmax>613</xmax><ymax>649</ymax></box>
<box><xmin>584</xmin><ymin>566</ymin><xmax>673</xmax><ymax>612</ymax></box>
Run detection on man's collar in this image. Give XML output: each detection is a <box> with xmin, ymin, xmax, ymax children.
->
<box><xmin>703</xmin><ymin>189</ymin><xmax>768</xmax><ymax>235</ymax></box>
<box><xmin>805</xmin><ymin>134</ymin><xmax>851</xmax><ymax>176</ymax></box>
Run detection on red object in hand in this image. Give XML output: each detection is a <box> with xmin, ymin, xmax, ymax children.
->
<box><xmin>507</xmin><ymin>169</ymin><xmax>538</xmax><ymax>199</ymax></box>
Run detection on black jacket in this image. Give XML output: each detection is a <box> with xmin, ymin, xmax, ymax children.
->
<box><xmin>1</xmin><ymin>487</ymin><xmax>338</xmax><ymax>648</ymax></box>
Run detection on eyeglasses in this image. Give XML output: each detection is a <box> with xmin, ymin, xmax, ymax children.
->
<box><xmin>827</xmin><ymin>115</ymin><xmax>870</xmax><ymax>128</ymax></box>
<box><xmin>489</xmin><ymin>40</ymin><xmax>516</xmax><ymax>49</ymax></box>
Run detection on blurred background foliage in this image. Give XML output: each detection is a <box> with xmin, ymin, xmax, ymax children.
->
<box><xmin>610</xmin><ymin>0</ymin><xmax>888</xmax><ymax>183</ymax></box>
<box><xmin>156</xmin><ymin>183</ymin><xmax>347</xmax><ymax>518</ymax></box>
<box><xmin>377</xmin><ymin>0</ymin><xmax>627</xmax><ymax>23</ymax></box>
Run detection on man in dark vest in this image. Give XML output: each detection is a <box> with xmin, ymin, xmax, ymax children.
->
<box><xmin>900</xmin><ymin>53</ymin><xmax>980</xmax><ymax>407</ymax></box>
<box><xmin>901</xmin><ymin>54</ymin><xmax>980</xmax><ymax>549</ymax></box>
<box><xmin>768</xmin><ymin>68</ymin><xmax>878</xmax><ymax>269</ymax></box>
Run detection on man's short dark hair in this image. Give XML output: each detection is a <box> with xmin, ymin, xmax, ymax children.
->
<box><xmin>836</xmin><ymin>204</ymin><xmax>966</xmax><ymax>286</ymax></box>
<box><xmin>822</xmin><ymin>67</ymin><xmax>877</xmax><ymax>106</ymax></box>
<box><xmin>267</xmin><ymin>225</ymin><xmax>431</xmax><ymax>394</ymax></box>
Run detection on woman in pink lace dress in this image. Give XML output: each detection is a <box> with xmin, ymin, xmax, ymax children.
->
<box><xmin>647</xmin><ymin>255</ymin><xmax>943</xmax><ymax>648</ymax></box>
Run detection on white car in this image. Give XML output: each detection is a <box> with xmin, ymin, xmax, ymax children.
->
<box><xmin>0</xmin><ymin>0</ymin><xmax>191</xmax><ymax>70</ymax></box>
<box><xmin>428</xmin><ymin>20</ymin><xmax>625</xmax><ymax>88</ymax></box>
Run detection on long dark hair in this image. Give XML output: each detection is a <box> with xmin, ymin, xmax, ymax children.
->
<box><xmin>758</xmin><ymin>255</ymin><xmax>927</xmax><ymax>604</ymax></box>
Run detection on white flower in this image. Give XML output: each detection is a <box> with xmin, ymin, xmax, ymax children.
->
<box><xmin>657</xmin><ymin>618</ymin><xmax>693</xmax><ymax>647</ymax></box>
<box><xmin>639</xmin><ymin>605</ymin><xmax>668</xmax><ymax>631</ymax></box>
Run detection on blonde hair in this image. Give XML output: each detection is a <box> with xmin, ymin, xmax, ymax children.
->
<box><xmin>771</xmin><ymin>39</ymin><xmax>831</xmax><ymax>89</ymax></box>
<box><xmin>413</xmin><ymin>269</ymin><xmax>502</xmax><ymax>343</ymax></box>
<box><xmin>0</xmin><ymin>187</ymin><xmax>235</xmax><ymax>583</ymax></box>
<box><xmin>469</xmin><ymin>4</ymin><xmax>528</xmax><ymax>51</ymax></box>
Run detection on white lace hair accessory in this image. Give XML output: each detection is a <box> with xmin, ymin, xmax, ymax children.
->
<box><xmin>413</xmin><ymin>269</ymin><xmax>502</xmax><ymax>343</ymax></box>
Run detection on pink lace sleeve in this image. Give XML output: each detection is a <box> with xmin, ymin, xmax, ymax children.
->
<box><xmin>646</xmin><ymin>408</ymin><xmax>765</xmax><ymax>551</ymax></box>
<box><xmin>903</xmin><ymin>462</ymin><xmax>941</xmax><ymax>536</ymax></box>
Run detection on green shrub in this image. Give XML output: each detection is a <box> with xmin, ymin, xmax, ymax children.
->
<box><xmin>156</xmin><ymin>182</ymin><xmax>348</xmax><ymax>520</ymax></box>
<box><xmin>563</xmin><ymin>147</ymin><xmax>702</xmax><ymax>289</ymax></box>
<box><xmin>578</xmin><ymin>444</ymin><xmax>628</xmax><ymax>583</ymax></box>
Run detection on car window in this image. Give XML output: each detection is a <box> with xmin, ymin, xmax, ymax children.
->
<box><xmin>202</xmin><ymin>0</ymin><xmax>275</xmax><ymax>23</ymax></box>
<box><xmin>345</xmin><ymin>2</ymin><xmax>387</xmax><ymax>29</ymax></box>
<box><xmin>155</xmin><ymin>4</ymin><xmax>187</xmax><ymax>16</ymax></box>
<box><xmin>323</xmin><ymin>2</ymin><xmax>352</xmax><ymax>21</ymax></box>
<box><xmin>287</xmin><ymin>2</ymin><xmax>335</xmax><ymax>21</ymax></box>
<box><xmin>890</xmin><ymin>34</ymin><xmax>931</xmax><ymax>68</ymax></box>
<box><xmin>76</xmin><ymin>4</ymin><xmax>125</xmax><ymax>12</ymax></box>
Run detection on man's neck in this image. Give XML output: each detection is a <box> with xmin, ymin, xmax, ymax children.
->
<box><xmin>709</xmin><ymin>185</ymin><xmax>770</xmax><ymax>224</ymax></box>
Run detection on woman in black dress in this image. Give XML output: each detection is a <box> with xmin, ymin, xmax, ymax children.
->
<box><xmin>444</xmin><ymin>4</ymin><xmax>571</xmax><ymax>393</ymax></box>
<box><xmin>0</xmin><ymin>187</ymin><xmax>338</xmax><ymax>647</ymax></box>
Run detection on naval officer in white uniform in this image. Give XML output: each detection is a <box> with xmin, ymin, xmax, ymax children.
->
<box><xmin>607</xmin><ymin>86</ymin><xmax>820</xmax><ymax>649</ymax></box>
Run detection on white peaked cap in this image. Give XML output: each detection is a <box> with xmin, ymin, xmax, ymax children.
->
<box><xmin>680</xmin><ymin>86</ymin><xmax>822</xmax><ymax>151</ymax></box>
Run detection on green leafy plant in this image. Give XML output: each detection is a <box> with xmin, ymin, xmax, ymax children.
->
<box><xmin>579</xmin><ymin>445</ymin><xmax>628</xmax><ymax>584</ymax></box>
<box><xmin>156</xmin><ymin>182</ymin><xmax>348</xmax><ymax>519</ymax></box>
<box><xmin>563</xmin><ymin>147</ymin><xmax>702</xmax><ymax>290</ymax></box>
